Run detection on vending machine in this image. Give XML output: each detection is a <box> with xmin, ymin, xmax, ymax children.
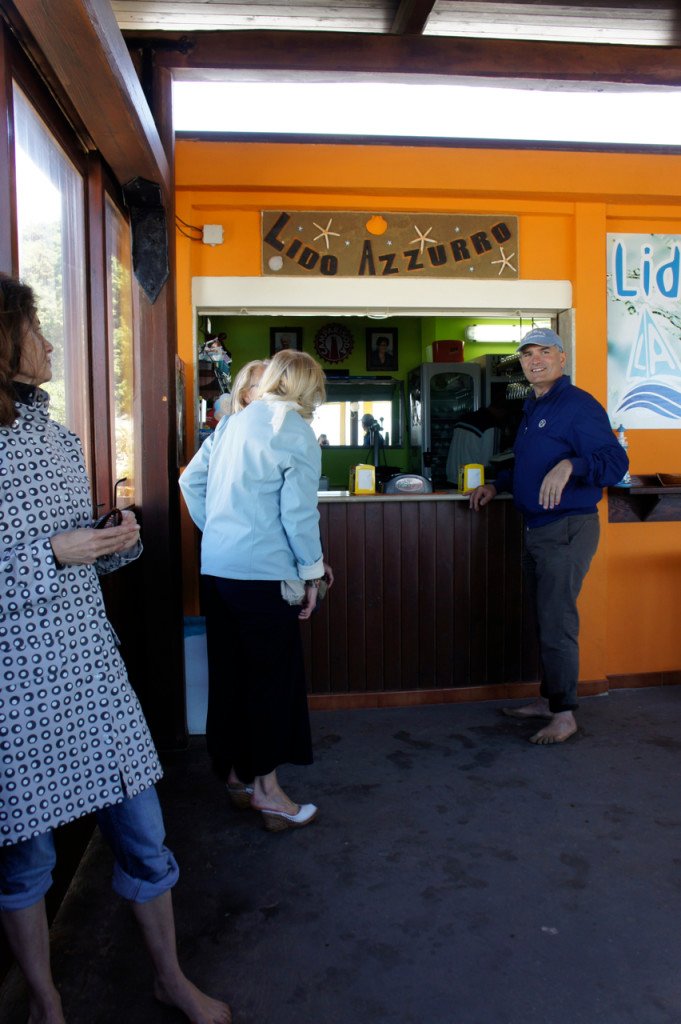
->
<box><xmin>407</xmin><ymin>363</ymin><xmax>482</xmax><ymax>488</ymax></box>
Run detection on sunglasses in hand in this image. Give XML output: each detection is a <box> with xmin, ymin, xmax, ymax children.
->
<box><xmin>93</xmin><ymin>477</ymin><xmax>129</xmax><ymax>529</ymax></box>
<box><xmin>93</xmin><ymin>507</ymin><xmax>123</xmax><ymax>529</ymax></box>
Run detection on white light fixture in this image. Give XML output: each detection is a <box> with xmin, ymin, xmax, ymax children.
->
<box><xmin>464</xmin><ymin>321</ymin><xmax>550</xmax><ymax>343</ymax></box>
<box><xmin>464</xmin><ymin>324</ymin><xmax>523</xmax><ymax>343</ymax></box>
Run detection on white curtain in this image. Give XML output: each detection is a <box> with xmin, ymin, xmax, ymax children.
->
<box><xmin>13</xmin><ymin>84</ymin><xmax>88</xmax><ymax>461</ymax></box>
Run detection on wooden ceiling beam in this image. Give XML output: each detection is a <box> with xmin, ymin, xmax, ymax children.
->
<box><xmin>391</xmin><ymin>0</ymin><xmax>437</xmax><ymax>35</ymax></box>
<box><xmin>123</xmin><ymin>28</ymin><xmax>681</xmax><ymax>87</ymax></box>
<box><xmin>16</xmin><ymin>0</ymin><xmax>169</xmax><ymax>192</ymax></box>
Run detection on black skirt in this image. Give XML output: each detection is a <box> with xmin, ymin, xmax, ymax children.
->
<box><xmin>203</xmin><ymin>576</ymin><xmax>313</xmax><ymax>781</ymax></box>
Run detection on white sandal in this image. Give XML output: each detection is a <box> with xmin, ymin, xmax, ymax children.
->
<box><xmin>259</xmin><ymin>803</ymin><xmax>318</xmax><ymax>832</ymax></box>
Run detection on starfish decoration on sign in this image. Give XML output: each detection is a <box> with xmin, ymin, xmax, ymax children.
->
<box><xmin>409</xmin><ymin>225</ymin><xmax>438</xmax><ymax>253</ymax></box>
<box><xmin>312</xmin><ymin>218</ymin><xmax>341</xmax><ymax>250</ymax></box>
<box><xmin>491</xmin><ymin>247</ymin><xmax>517</xmax><ymax>275</ymax></box>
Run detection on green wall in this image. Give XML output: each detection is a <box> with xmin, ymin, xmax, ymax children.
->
<box><xmin>203</xmin><ymin>314</ymin><xmax>520</xmax><ymax>487</ymax></box>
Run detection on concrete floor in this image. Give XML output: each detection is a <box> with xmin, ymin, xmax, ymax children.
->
<box><xmin>2</xmin><ymin>688</ymin><xmax>681</xmax><ymax>1024</ymax></box>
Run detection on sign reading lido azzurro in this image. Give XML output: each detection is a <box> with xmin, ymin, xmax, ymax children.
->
<box><xmin>262</xmin><ymin>211</ymin><xmax>518</xmax><ymax>278</ymax></box>
<box><xmin>607</xmin><ymin>234</ymin><xmax>681</xmax><ymax>428</ymax></box>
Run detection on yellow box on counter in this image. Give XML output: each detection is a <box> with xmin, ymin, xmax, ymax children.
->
<box><xmin>349</xmin><ymin>464</ymin><xmax>376</xmax><ymax>494</ymax></box>
<box><xmin>458</xmin><ymin>463</ymin><xmax>484</xmax><ymax>493</ymax></box>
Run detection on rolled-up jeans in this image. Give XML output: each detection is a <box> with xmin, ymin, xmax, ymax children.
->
<box><xmin>0</xmin><ymin>785</ymin><xmax>179</xmax><ymax>911</ymax></box>
<box><xmin>523</xmin><ymin>513</ymin><xmax>600</xmax><ymax>714</ymax></box>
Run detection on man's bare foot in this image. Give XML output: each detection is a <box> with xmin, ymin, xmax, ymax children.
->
<box><xmin>27</xmin><ymin>987</ymin><xmax>65</xmax><ymax>1024</ymax></box>
<box><xmin>154</xmin><ymin>975</ymin><xmax>231</xmax><ymax>1024</ymax></box>
<box><xmin>529</xmin><ymin>711</ymin><xmax>577</xmax><ymax>745</ymax></box>
<box><xmin>502</xmin><ymin>697</ymin><xmax>553</xmax><ymax>720</ymax></box>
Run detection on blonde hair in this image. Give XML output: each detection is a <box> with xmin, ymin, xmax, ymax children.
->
<box><xmin>230</xmin><ymin>359</ymin><xmax>268</xmax><ymax>413</ymax></box>
<box><xmin>257</xmin><ymin>349</ymin><xmax>326</xmax><ymax>420</ymax></box>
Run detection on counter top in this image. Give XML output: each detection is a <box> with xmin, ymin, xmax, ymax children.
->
<box><xmin>317</xmin><ymin>489</ymin><xmax>511</xmax><ymax>502</ymax></box>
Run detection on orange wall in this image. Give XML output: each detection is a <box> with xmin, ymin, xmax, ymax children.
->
<box><xmin>175</xmin><ymin>139</ymin><xmax>681</xmax><ymax>685</ymax></box>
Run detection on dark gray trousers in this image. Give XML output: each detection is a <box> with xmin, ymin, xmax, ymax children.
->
<box><xmin>522</xmin><ymin>513</ymin><xmax>600</xmax><ymax>713</ymax></box>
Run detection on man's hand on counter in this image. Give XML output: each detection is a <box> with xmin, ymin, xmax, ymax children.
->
<box><xmin>469</xmin><ymin>483</ymin><xmax>497</xmax><ymax>511</ymax></box>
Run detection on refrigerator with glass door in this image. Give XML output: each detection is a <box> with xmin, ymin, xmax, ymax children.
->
<box><xmin>407</xmin><ymin>363</ymin><xmax>482</xmax><ymax>488</ymax></box>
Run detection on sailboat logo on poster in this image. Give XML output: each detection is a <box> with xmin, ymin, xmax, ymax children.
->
<box><xmin>607</xmin><ymin>235</ymin><xmax>681</xmax><ymax>428</ymax></box>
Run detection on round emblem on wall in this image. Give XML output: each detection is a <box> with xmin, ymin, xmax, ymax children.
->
<box><xmin>314</xmin><ymin>322</ymin><xmax>354</xmax><ymax>364</ymax></box>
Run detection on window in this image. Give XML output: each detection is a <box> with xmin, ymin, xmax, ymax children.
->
<box><xmin>174</xmin><ymin>78</ymin><xmax>681</xmax><ymax>148</ymax></box>
<box><xmin>310</xmin><ymin>377</ymin><xmax>405</xmax><ymax>447</ymax></box>
<box><xmin>105</xmin><ymin>196</ymin><xmax>136</xmax><ymax>506</ymax></box>
<box><xmin>13</xmin><ymin>84</ymin><xmax>88</xmax><ymax>455</ymax></box>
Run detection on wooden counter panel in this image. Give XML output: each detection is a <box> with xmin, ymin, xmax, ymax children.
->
<box><xmin>382</xmin><ymin>501</ymin><xmax>403</xmax><ymax>688</ymax></box>
<box><xmin>434</xmin><ymin>501</ymin><xmax>455</xmax><ymax>689</ymax></box>
<box><xmin>451</xmin><ymin>503</ymin><xmax>471</xmax><ymax>688</ymax></box>
<box><xmin>303</xmin><ymin>499</ymin><xmax>540</xmax><ymax>695</ymax></box>
<box><xmin>324</xmin><ymin>501</ymin><xmax>349</xmax><ymax>692</ymax></box>
<box><xmin>417</xmin><ymin>500</ymin><xmax>437</xmax><ymax>689</ymax></box>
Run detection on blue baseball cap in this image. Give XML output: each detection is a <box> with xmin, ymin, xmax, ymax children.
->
<box><xmin>516</xmin><ymin>327</ymin><xmax>564</xmax><ymax>352</ymax></box>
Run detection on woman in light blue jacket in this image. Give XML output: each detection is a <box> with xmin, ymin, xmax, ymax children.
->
<box><xmin>181</xmin><ymin>359</ymin><xmax>268</xmax><ymax>507</ymax></box>
<box><xmin>180</xmin><ymin>350</ymin><xmax>331</xmax><ymax>831</ymax></box>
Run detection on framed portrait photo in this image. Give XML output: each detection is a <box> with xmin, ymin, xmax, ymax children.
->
<box><xmin>366</xmin><ymin>328</ymin><xmax>398</xmax><ymax>371</ymax></box>
<box><xmin>270</xmin><ymin>326</ymin><xmax>303</xmax><ymax>355</ymax></box>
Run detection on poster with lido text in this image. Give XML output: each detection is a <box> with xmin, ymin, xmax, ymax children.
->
<box><xmin>607</xmin><ymin>234</ymin><xmax>681</xmax><ymax>429</ymax></box>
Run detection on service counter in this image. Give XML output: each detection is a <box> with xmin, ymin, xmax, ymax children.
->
<box><xmin>303</xmin><ymin>492</ymin><xmax>540</xmax><ymax>709</ymax></box>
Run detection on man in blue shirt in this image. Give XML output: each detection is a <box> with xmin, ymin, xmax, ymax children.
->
<box><xmin>470</xmin><ymin>328</ymin><xmax>628</xmax><ymax>744</ymax></box>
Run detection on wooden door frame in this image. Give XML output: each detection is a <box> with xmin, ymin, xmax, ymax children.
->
<box><xmin>0</xmin><ymin>15</ymin><xmax>187</xmax><ymax>747</ymax></box>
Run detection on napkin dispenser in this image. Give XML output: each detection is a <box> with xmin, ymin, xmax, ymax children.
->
<box><xmin>458</xmin><ymin>464</ymin><xmax>484</xmax><ymax>493</ymax></box>
<box><xmin>349</xmin><ymin>464</ymin><xmax>376</xmax><ymax>495</ymax></box>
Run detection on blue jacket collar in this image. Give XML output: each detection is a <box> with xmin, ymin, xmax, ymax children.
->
<box><xmin>525</xmin><ymin>374</ymin><xmax>571</xmax><ymax>407</ymax></box>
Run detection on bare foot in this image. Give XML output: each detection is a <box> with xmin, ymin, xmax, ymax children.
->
<box><xmin>502</xmin><ymin>697</ymin><xmax>553</xmax><ymax>720</ymax></box>
<box><xmin>529</xmin><ymin>711</ymin><xmax>577</xmax><ymax>745</ymax></box>
<box><xmin>251</xmin><ymin>793</ymin><xmax>300</xmax><ymax>815</ymax></box>
<box><xmin>251</xmin><ymin>777</ymin><xmax>299</xmax><ymax>816</ymax></box>
<box><xmin>27</xmin><ymin>988</ymin><xmax>65</xmax><ymax>1024</ymax></box>
<box><xmin>227</xmin><ymin>769</ymin><xmax>247</xmax><ymax>788</ymax></box>
<box><xmin>155</xmin><ymin>976</ymin><xmax>231</xmax><ymax>1024</ymax></box>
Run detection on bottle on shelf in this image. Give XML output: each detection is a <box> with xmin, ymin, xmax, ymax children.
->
<box><xmin>615</xmin><ymin>424</ymin><xmax>632</xmax><ymax>487</ymax></box>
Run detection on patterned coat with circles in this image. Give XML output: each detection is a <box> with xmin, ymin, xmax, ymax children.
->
<box><xmin>0</xmin><ymin>390</ymin><xmax>162</xmax><ymax>846</ymax></box>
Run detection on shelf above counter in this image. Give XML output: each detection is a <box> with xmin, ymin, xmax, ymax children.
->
<box><xmin>608</xmin><ymin>474</ymin><xmax>681</xmax><ymax>522</ymax></box>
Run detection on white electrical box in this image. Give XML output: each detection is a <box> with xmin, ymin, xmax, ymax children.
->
<box><xmin>202</xmin><ymin>224</ymin><xmax>224</xmax><ymax>246</ymax></box>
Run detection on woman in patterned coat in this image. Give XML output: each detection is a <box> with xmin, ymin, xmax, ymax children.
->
<box><xmin>0</xmin><ymin>275</ymin><xmax>229</xmax><ymax>1024</ymax></box>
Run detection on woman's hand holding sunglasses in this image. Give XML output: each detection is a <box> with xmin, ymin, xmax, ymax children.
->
<box><xmin>50</xmin><ymin>510</ymin><xmax>140</xmax><ymax>566</ymax></box>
